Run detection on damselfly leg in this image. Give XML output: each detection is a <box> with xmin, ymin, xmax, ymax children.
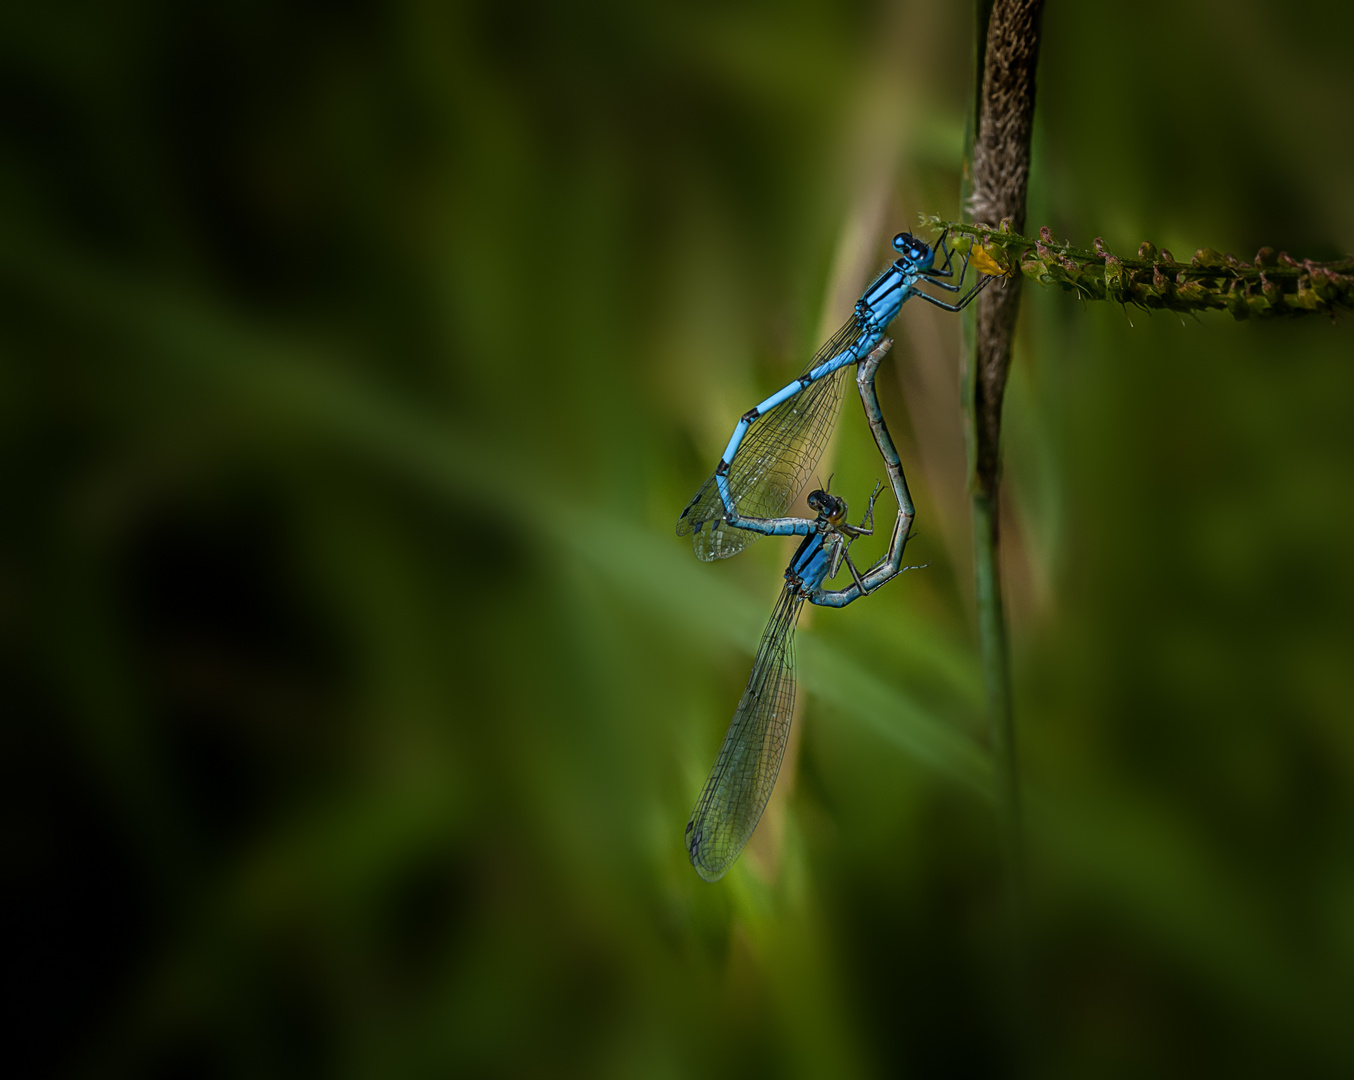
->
<box><xmin>912</xmin><ymin>270</ymin><xmax>994</xmax><ymax>312</ymax></box>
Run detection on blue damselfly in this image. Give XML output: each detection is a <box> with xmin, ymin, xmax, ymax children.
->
<box><xmin>677</xmin><ymin>230</ymin><xmax>991</xmax><ymax>562</ymax></box>
<box><xmin>685</xmin><ymin>339</ymin><xmax>918</xmax><ymax>881</ymax></box>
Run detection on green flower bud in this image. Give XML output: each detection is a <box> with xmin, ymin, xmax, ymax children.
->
<box><xmin>1104</xmin><ymin>255</ymin><xmax>1129</xmax><ymax>303</ymax></box>
<box><xmin>1291</xmin><ymin>277</ymin><xmax>1322</xmax><ymax>312</ymax></box>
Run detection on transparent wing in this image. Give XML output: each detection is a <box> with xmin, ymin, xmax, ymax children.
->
<box><xmin>686</xmin><ymin>585</ymin><xmax>805</xmax><ymax>882</ymax></box>
<box><xmin>676</xmin><ymin>316</ymin><xmax>861</xmax><ymax>561</ymax></box>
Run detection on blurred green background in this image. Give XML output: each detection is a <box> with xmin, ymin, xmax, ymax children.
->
<box><xmin>6</xmin><ymin>1</ymin><xmax>1354</xmax><ymax>1076</ymax></box>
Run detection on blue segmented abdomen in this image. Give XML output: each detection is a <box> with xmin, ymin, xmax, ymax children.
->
<box><xmin>676</xmin><ymin>320</ymin><xmax>864</xmax><ymax>560</ymax></box>
<box><xmin>676</xmin><ymin>264</ymin><xmax>916</xmax><ymax>561</ymax></box>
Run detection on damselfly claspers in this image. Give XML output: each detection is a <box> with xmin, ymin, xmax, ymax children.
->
<box><xmin>685</xmin><ymin>338</ymin><xmax>919</xmax><ymax>882</ymax></box>
<box><xmin>676</xmin><ymin>230</ymin><xmax>991</xmax><ymax>562</ymax></box>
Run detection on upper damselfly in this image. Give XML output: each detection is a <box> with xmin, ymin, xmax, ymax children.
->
<box><xmin>676</xmin><ymin>230</ymin><xmax>992</xmax><ymax>562</ymax></box>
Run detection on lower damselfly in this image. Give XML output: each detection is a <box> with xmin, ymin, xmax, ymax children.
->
<box><xmin>685</xmin><ymin>338</ymin><xmax>919</xmax><ymax>881</ymax></box>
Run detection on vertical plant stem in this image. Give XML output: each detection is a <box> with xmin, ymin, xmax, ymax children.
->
<box><xmin>973</xmin><ymin>491</ymin><xmax>1022</xmax><ymax>904</ymax></box>
<box><xmin>963</xmin><ymin>0</ymin><xmax>1043</xmax><ymax>946</ymax></box>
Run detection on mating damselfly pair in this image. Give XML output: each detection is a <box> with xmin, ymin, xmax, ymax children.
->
<box><xmin>677</xmin><ymin>229</ymin><xmax>995</xmax><ymax>882</ymax></box>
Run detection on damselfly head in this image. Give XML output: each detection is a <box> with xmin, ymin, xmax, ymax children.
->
<box><xmin>807</xmin><ymin>489</ymin><xmax>847</xmax><ymax>523</ymax></box>
<box><xmin>893</xmin><ymin>231</ymin><xmax>934</xmax><ymax>270</ymax></box>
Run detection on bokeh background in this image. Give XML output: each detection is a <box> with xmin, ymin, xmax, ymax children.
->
<box><xmin>6</xmin><ymin>1</ymin><xmax>1354</xmax><ymax>1076</ymax></box>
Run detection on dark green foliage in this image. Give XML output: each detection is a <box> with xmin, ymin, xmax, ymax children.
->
<box><xmin>4</xmin><ymin>2</ymin><xmax>1354</xmax><ymax>1078</ymax></box>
